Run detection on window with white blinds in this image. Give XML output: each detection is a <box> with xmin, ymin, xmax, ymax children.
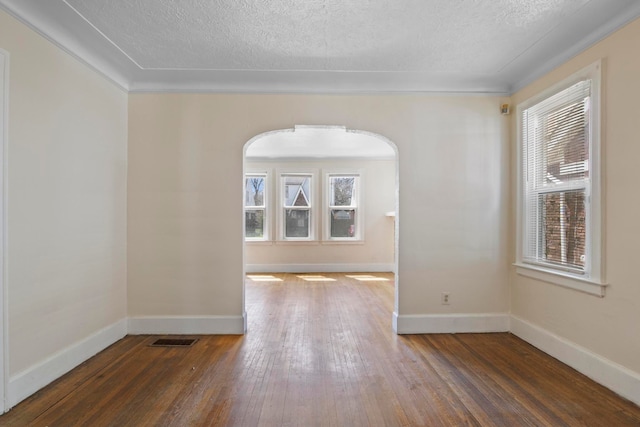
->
<box><xmin>518</xmin><ymin>62</ymin><xmax>602</xmax><ymax>283</ymax></box>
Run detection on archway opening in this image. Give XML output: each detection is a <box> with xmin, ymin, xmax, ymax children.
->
<box><xmin>242</xmin><ymin>125</ymin><xmax>399</xmax><ymax>331</ymax></box>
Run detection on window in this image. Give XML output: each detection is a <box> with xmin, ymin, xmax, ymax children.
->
<box><xmin>282</xmin><ymin>174</ymin><xmax>313</xmax><ymax>240</ymax></box>
<box><xmin>517</xmin><ymin>62</ymin><xmax>603</xmax><ymax>294</ymax></box>
<box><xmin>269</xmin><ymin>170</ymin><xmax>364</xmax><ymax>243</ymax></box>
<box><xmin>327</xmin><ymin>174</ymin><xmax>360</xmax><ymax>240</ymax></box>
<box><xmin>245</xmin><ymin>174</ymin><xmax>267</xmax><ymax>240</ymax></box>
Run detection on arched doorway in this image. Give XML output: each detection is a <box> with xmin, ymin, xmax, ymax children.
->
<box><xmin>242</xmin><ymin>125</ymin><xmax>399</xmax><ymax>330</ymax></box>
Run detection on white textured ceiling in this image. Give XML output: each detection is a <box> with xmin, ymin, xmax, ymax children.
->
<box><xmin>65</xmin><ymin>0</ymin><xmax>588</xmax><ymax>73</ymax></box>
<box><xmin>1</xmin><ymin>0</ymin><xmax>639</xmax><ymax>93</ymax></box>
<box><xmin>245</xmin><ymin>126</ymin><xmax>396</xmax><ymax>159</ymax></box>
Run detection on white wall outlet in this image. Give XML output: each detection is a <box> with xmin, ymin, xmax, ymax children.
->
<box><xmin>441</xmin><ymin>292</ymin><xmax>450</xmax><ymax>305</ymax></box>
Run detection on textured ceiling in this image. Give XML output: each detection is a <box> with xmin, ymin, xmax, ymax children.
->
<box><xmin>1</xmin><ymin>0</ymin><xmax>640</xmax><ymax>93</ymax></box>
<box><xmin>64</xmin><ymin>0</ymin><xmax>587</xmax><ymax>73</ymax></box>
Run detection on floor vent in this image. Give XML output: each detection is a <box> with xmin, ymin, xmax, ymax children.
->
<box><xmin>149</xmin><ymin>338</ymin><xmax>198</xmax><ymax>347</ymax></box>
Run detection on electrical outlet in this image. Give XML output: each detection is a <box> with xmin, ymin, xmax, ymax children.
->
<box><xmin>441</xmin><ymin>292</ymin><xmax>450</xmax><ymax>305</ymax></box>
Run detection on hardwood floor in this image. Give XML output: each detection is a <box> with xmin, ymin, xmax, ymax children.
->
<box><xmin>1</xmin><ymin>273</ymin><xmax>639</xmax><ymax>426</ymax></box>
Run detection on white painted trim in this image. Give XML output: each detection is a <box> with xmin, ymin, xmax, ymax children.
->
<box><xmin>128</xmin><ymin>72</ymin><xmax>510</xmax><ymax>95</ymax></box>
<box><xmin>514</xmin><ymin>263</ymin><xmax>607</xmax><ymax>297</ymax></box>
<box><xmin>247</xmin><ymin>156</ymin><xmax>396</xmax><ymax>162</ymax></box>
<box><xmin>515</xmin><ymin>61</ymin><xmax>604</xmax><ymax>296</ymax></box>
<box><xmin>277</xmin><ymin>170</ymin><xmax>317</xmax><ymax>242</ymax></box>
<box><xmin>7</xmin><ymin>318</ymin><xmax>127</xmax><ymax>409</ymax></box>
<box><xmin>511</xmin><ymin>315</ymin><xmax>640</xmax><ymax>406</ymax></box>
<box><xmin>510</xmin><ymin>1</ymin><xmax>640</xmax><ymax>94</ymax></box>
<box><xmin>245</xmin><ymin>263</ymin><xmax>394</xmax><ymax>273</ymax></box>
<box><xmin>244</xmin><ymin>171</ymin><xmax>270</xmax><ymax>242</ymax></box>
<box><xmin>1</xmin><ymin>0</ymin><xmax>639</xmax><ymax>94</ymax></box>
<box><xmin>0</xmin><ymin>48</ymin><xmax>8</xmax><ymax>414</ymax></box>
<box><xmin>323</xmin><ymin>170</ymin><xmax>364</xmax><ymax>242</ymax></box>
<box><xmin>128</xmin><ymin>315</ymin><xmax>246</xmax><ymax>335</ymax></box>
<box><xmin>0</xmin><ymin>1</ymin><xmax>129</xmax><ymax>92</ymax></box>
<box><xmin>393</xmin><ymin>313</ymin><xmax>510</xmax><ymax>335</ymax></box>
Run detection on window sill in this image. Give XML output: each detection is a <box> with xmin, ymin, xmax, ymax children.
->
<box><xmin>275</xmin><ymin>240</ymin><xmax>319</xmax><ymax>246</ymax></box>
<box><xmin>245</xmin><ymin>240</ymin><xmax>273</xmax><ymax>245</ymax></box>
<box><xmin>513</xmin><ymin>263</ymin><xmax>607</xmax><ymax>297</ymax></box>
<box><xmin>321</xmin><ymin>239</ymin><xmax>365</xmax><ymax>245</ymax></box>
<box><xmin>252</xmin><ymin>239</ymin><xmax>365</xmax><ymax>246</ymax></box>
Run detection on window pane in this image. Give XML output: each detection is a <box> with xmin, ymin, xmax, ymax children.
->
<box><xmin>285</xmin><ymin>209</ymin><xmax>309</xmax><ymax>238</ymax></box>
<box><xmin>245</xmin><ymin>176</ymin><xmax>265</xmax><ymax>207</ymax></box>
<box><xmin>330</xmin><ymin>177</ymin><xmax>355</xmax><ymax>206</ymax></box>
<box><xmin>330</xmin><ymin>209</ymin><xmax>355</xmax><ymax>238</ymax></box>
<box><xmin>245</xmin><ymin>210</ymin><xmax>264</xmax><ymax>238</ymax></box>
<box><xmin>284</xmin><ymin>176</ymin><xmax>311</xmax><ymax>207</ymax></box>
<box><xmin>539</xmin><ymin>190</ymin><xmax>586</xmax><ymax>268</ymax></box>
<box><xmin>541</xmin><ymin>96</ymin><xmax>590</xmax><ymax>187</ymax></box>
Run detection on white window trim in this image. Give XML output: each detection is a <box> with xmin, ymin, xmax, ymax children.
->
<box><xmin>278</xmin><ymin>170</ymin><xmax>317</xmax><ymax>242</ymax></box>
<box><xmin>323</xmin><ymin>170</ymin><xmax>364</xmax><ymax>243</ymax></box>
<box><xmin>244</xmin><ymin>171</ymin><xmax>270</xmax><ymax>242</ymax></box>
<box><xmin>515</xmin><ymin>60</ymin><xmax>607</xmax><ymax>297</ymax></box>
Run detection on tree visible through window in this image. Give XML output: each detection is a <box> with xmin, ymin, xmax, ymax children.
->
<box><xmin>245</xmin><ymin>174</ymin><xmax>266</xmax><ymax>239</ymax></box>
<box><xmin>329</xmin><ymin>175</ymin><xmax>358</xmax><ymax>239</ymax></box>
<box><xmin>246</xmin><ymin>171</ymin><xmax>365</xmax><ymax>243</ymax></box>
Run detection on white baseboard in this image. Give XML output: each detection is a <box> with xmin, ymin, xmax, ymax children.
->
<box><xmin>245</xmin><ymin>263</ymin><xmax>394</xmax><ymax>273</ymax></box>
<box><xmin>7</xmin><ymin>310</ymin><xmax>638</xmax><ymax>412</ymax></box>
<box><xmin>393</xmin><ymin>312</ymin><xmax>510</xmax><ymax>334</ymax></box>
<box><xmin>7</xmin><ymin>318</ymin><xmax>127</xmax><ymax>409</ymax></box>
<box><xmin>511</xmin><ymin>315</ymin><xmax>640</xmax><ymax>406</ymax></box>
<box><xmin>128</xmin><ymin>315</ymin><xmax>246</xmax><ymax>335</ymax></box>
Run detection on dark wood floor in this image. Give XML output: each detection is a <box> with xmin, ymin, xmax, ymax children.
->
<box><xmin>1</xmin><ymin>273</ymin><xmax>639</xmax><ymax>426</ymax></box>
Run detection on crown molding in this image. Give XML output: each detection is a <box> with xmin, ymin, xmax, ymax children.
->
<box><xmin>1</xmin><ymin>1</ymin><xmax>640</xmax><ymax>95</ymax></box>
<box><xmin>0</xmin><ymin>0</ymin><xmax>131</xmax><ymax>91</ymax></box>
<box><xmin>126</xmin><ymin>68</ymin><xmax>510</xmax><ymax>95</ymax></box>
<box><xmin>508</xmin><ymin>0</ymin><xmax>640</xmax><ymax>94</ymax></box>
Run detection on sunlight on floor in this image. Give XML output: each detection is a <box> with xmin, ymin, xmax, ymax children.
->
<box><xmin>247</xmin><ymin>275</ymin><xmax>284</xmax><ymax>282</ymax></box>
<box><xmin>345</xmin><ymin>274</ymin><xmax>390</xmax><ymax>282</ymax></box>
<box><xmin>296</xmin><ymin>275</ymin><xmax>337</xmax><ymax>282</ymax></box>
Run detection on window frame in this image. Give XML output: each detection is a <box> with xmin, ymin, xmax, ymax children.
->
<box><xmin>515</xmin><ymin>60</ymin><xmax>606</xmax><ymax>297</ymax></box>
<box><xmin>278</xmin><ymin>172</ymin><xmax>316</xmax><ymax>242</ymax></box>
<box><xmin>244</xmin><ymin>172</ymin><xmax>269</xmax><ymax>242</ymax></box>
<box><xmin>324</xmin><ymin>171</ymin><xmax>363</xmax><ymax>242</ymax></box>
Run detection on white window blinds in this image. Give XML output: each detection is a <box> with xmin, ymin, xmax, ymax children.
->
<box><xmin>522</xmin><ymin>79</ymin><xmax>591</xmax><ymax>273</ymax></box>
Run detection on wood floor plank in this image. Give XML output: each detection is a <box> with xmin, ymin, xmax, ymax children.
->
<box><xmin>1</xmin><ymin>272</ymin><xmax>638</xmax><ymax>426</ymax></box>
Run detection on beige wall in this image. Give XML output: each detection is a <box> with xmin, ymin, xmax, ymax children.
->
<box><xmin>2</xmin><ymin>0</ymin><xmax>638</xmax><ymax>406</ymax></box>
<box><xmin>510</xmin><ymin>18</ymin><xmax>640</xmax><ymax>373</ymax></box>
<box><xmin>0</xmin><ymin>10</ymin><xmax>128</xmax><ymax>375</ymax></box>
<box><xmin>128</xmin><ymin>93</ymin><xmax>510</xmax><ymax>318</ymax></box>
<box><xmin>245</xmin><ymin>158</ymin><xmax>396</xmax><ymax>268</ymax></box>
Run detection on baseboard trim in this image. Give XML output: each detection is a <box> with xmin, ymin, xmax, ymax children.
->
<box><xmin>511</xmin><ymin>315</ymin><xmax>640</xmax><ymax>406</ymax></box>
<box><xmin>128</xmin><ymin>315</ymin><xmax>246</xmax><ymax>335</ymax></box>
<box><xmin>7</xmin><ymin>311</ymin><xmax>638</xmax><ymax>410</ymax></box>
<box><xmin>245</xmin><ymin>263</ymin><xmax>394</xmax><ymax>273</ymax></box>
<box><xmin>7</xmin><ymin>318</ymin><xmax>127</xmax><ymax>409</ymax></box>
<box><xmin>393</xmin><ymin>313</ymin><xmax>510</xmax><ymax>334</ymax></box>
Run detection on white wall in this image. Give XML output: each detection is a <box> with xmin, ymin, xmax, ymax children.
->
<box><xmin>510</xmin><ymin>17</ymin><xmax>640</xmax><ymax>377</ymax></box>
<box><xmin>0</xmin><ymin>9</ymin><xmax>128</xmax><ymax>384</ymax></box>
<box><xmin>245</xmin><ymin>158</ymin><xmax>396</xmax><ymax>271</ymax></box>
<box><xmin>128</xmin><ymin>94</ymin><xmax>510</xmax><ymax>327</ymax></box>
